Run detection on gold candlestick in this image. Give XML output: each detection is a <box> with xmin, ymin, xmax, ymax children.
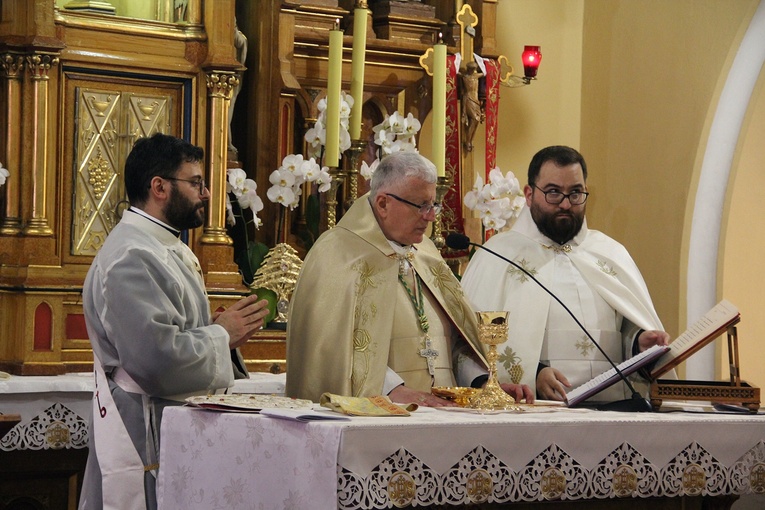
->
<box><xmin>344</xmin><ymin>139</ymin><xmax>366</xmax><ymax>208</ymax></box>
<box><xmin>430</xmin><ymin>175</ymin><xmax>451</xmax><ymax>249</ymax></box>
<box><xmin>325</xmin><ymin>167</ymin><xmax>345</xmax><ymax>229</ymax></box>
<box><xmin>469</xmin><ymin>311</ymin><xmax>522</xmax><ymax>411</ymax></box>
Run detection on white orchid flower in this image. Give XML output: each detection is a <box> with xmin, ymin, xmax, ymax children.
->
<box><xmin>266</xmin><ymin>184</ymin><xmax>295</xmax><ymax>206</ymax></box>
<box><xmin>301</xmin><ymin>158</ymin><xmax>322</xmax><ymax>182</ymax></box>
<box><xmin>339</xmin><ymin>128</ymin><xmax>352</xmax><ymax>153</ymax></box>
<box><xmin>387</xmin><ymin>112</ymin><xmax>404</xmax><ymax>134</ymax></box>
<box><xmin>238</xmin><ymin>179</ymin><xmax>264</xmax><ymax>213</ymax></box>
<box><xmin>315</xmin><ymin>168</ymin><xmax>332</xmax><ymax>193</ymax></box>
<box><xmin>360</xmin><ymin>159</ymin><xmax>379</xmax><ymax>181</ymax></box>
<box><xmin>269</xmin><ymin>169</ymin><xmax>296</xmax><ymax>188</ymax></box>
<box><xmin>227</xmin><ymin>167</ymin><xmax>247</xmax><ymax>194</ymax></box>
<box><xmin>402</xmin><ymin>113</ymin><xmax>421</xmax><ymax>138</ymax></box>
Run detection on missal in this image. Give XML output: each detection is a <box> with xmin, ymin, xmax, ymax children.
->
<box><xmin>565</xmin><ymin>300</ymin><xmax>741</xmax><ymax>408</ymax></box>
<box><xmin>649</xmin><ymin>300</ymin><xmax>740</xmax><ymax>378</ymax></box>
<box><xmin>565</xmin><ymin>343</ymin><xmax>669</xmax><ymax>407</ymax></box>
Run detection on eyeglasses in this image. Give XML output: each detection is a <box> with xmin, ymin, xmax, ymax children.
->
<box><xmin>533</xmin><ymin>184</ymin><xmax>589</xmax><ymax>205</ymax></box>
<box><xmin>386</xmin><ymin>193</ymin><xmax>442</xmax><ymax>216</ymax></box>
<box><xmin>166</xmin><ymin>177</ymin><xmax>207</xmax><ymax>194</ymax></box>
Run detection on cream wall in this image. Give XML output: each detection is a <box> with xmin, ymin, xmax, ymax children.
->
<box><xmin>490</xmin><ymin>0</ymin><xmax>762</xmax><ymax>386</ymax></box>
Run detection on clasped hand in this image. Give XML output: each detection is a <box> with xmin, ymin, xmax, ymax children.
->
<box><xmin>212</xmin><ymin>294</ymin><xmax>271</xmax><ymax>349</ymax></box>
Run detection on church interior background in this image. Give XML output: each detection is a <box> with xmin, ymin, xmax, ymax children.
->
<box><xmin>1</xmin><ymin>0</ymin><xmax>764</xmax><ymax>507</ymax></box>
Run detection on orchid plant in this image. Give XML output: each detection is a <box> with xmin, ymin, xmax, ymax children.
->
<box><xmin>464</xmin><ymin>167</ymin><xmax>526</xmax><ymax>234</ymax></box>
<box><xmin>225</xmin><ymin>168</ymin><xmax>267</xmax><ymax>284</ymax></box>
<box><xmin>304</xmin><ymin>91</ymin><xmax>354</xmax><ymax>161</ymax></box>
<box><xmin>360</xmin><ymin>112</ymin><xmax>422</xmax><ymax>181</ymax></box>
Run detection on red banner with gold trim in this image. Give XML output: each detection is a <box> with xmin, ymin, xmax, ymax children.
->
<box><xmin>442</xmin><ymin>54</ymin><xmax>466</xmax><ymax>258</ymax></box>
<box><xmin>484</xmin><ymin>59</ymin><xmax>500</xmax><ymax>181</ymax></box>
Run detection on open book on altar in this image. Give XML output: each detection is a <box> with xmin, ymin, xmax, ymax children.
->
<box><xmin>565</xmin><ymin>300</ymin><xmax>740</xmax><ymax>407</ymax></box>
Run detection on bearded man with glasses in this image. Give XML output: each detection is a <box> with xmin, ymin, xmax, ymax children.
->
<box><xmin>287</xmin><ymin>151</ymin><xmax>533</xmax><ymax>406</ymax></box>
<box><xmin>461</xmin><ymin>146</ymin><xmax>669</xmax><ymax>405</ymax></box>
<box><xmin>80</xmin><ymin>133</ymin><xmax>270</xmax><ymax>510</ymax></box>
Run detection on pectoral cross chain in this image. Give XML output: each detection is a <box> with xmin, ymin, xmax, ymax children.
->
<box><xmin>399</xmin><ymin>272</ymin><xmax>440</xmax><ymax>377</ymax></box>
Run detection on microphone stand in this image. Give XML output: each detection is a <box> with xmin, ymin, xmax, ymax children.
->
<box><xmin>449</xmin><ymin>235</ymin><xmax>653</xmax><ymax>412</ymax></box>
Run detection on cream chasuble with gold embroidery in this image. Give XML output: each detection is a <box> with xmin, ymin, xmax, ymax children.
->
<box><xmin>461</xmin><ymin>207</ymin><xmax>665</xmax><ymax>399</ymax></box>
<box><xmin>286</xmin><ymin>194</ymin><xmax>486</xmax><ymax>403</ymax></box>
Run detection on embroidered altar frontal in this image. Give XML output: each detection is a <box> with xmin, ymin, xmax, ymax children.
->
<box><xmin>156</xmin><ymin>405</ymin><xmax>765</xmax><ymax>509</ymax></box>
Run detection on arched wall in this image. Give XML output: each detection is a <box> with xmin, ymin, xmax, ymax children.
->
<box><xmin>686</xmin><ymin>1</ymin><xmax>765</xmax><ymax>379</ymax></box>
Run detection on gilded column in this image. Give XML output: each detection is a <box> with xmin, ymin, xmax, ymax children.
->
<box><xmin>22</xmin><ymin>52</ymin><xmax>59</xmax><ymax>237</ymax></box>
<box><xmin>0</xmin><ymin>53</ymin><xmax>25</xmax><ymax>235</ymax></box>
<box><xmin>200</xmin><ymin>70</ymin><xmax>239</xmax><ymax>245</ymax></box>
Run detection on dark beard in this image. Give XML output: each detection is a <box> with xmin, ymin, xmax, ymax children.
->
<box><xmin>530</xmin><ymin>205</ymin><xmax>584</xmax><ymax>245</ymax></box>
<box><xmin>165</xmin><ymin>185</ymin><xmax>205</xmax><ymax>230</ymax></box>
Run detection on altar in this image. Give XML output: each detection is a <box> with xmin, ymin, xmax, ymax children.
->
<box><xmin>156</xmin><ymin>403</ymin><xmax>765</xmax><ymax>509</ymax></box>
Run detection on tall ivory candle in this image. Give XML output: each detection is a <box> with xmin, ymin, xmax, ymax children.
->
<box><xmin>349</xmin><ymin>6</ymin><xmax>368</xmax><ymax>140</ymax></box>
<box><xmin>325</xmin><ymin>23</ymin><xmax>343</xmax><ymax>167</ymax></box>
<box><xmin>432</xmin><ymin>40</ymin><xmax>447</xmax><ymax>177</ymax></box>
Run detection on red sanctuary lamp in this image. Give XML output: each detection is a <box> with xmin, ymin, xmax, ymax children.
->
<box><xmin>521</xmin><ymin>45</ymin><xmax>542</xmax><ymax>83</ymax></box>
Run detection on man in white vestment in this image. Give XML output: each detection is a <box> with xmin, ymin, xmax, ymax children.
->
<box><xmin>286</xmin><ymin>152</ymin><xmax>533</xmax><ymax>405</ymax></box>
<box><xmin>461</xmin><ymin>146</ymin><xmax>669</xmax><ymax>403</ymax></box>
<box><xmin>79</xmin><ymin>133</ymin><xmax>270</xmax><ymax>510</ymax></box>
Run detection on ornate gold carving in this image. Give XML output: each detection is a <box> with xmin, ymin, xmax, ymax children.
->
<box><xmin>26</xmin><ymin>53</ymin><xmax>59</xmax><ymax>81</ymax></box>
<box><xmin>468</xmin><ymin>312</ymin><xmax>521</xmax><ymax>411</ymax></box>
<box><xmin>612</xmin><ymin>464</ymin><xmax>638</xmax><ymax>497</ymax></box>
<box><xmin>72</xmin><ymin>88</ymin><xmax>172</xmax><ymax>255</ymax></box>
<box><xmin>388</xmin><ymin>471</ymin><xmax>416</xmax><ymax>508</ymax></box>
<box><xmin>206</xmin><ymin>72</ymin><xmax>240</xmax><ymax>99</ymax></box>
<box><xmin>0</xmin><ymin>53</ymin><xmax>25</xmax><ymax>79</ymax></box>
<box><xmin>250</xmin><ymin>243</ymin><xmax>302</xmax><ymax>323</ymax></box>
<box><xmin>541</xmin><ymin>466</ymin><xmax>566</xmax><ymax>500</ymax></box>
<box><xmin>750</xmin><ymin>463</ymin><xmax>765</xmax><ymax>494</ymax></box>
<box><xmin>466</xmin><ymin>468</ymin><xmax>493</xmax><ymax>503</ymax></box>
<box><xmin>87</xmin><ymin>146</ymin><xmax>112</xmax><ymax>200</ymax></box>
<box><xmin>682</xmin><ymin>463</ymin><xmax>706</xmax><ymax>496</ymax></box>
<box><xmin>137</xmin><ymin>100</ymin><xmax>160</xmax><ymax>120</ymax></box>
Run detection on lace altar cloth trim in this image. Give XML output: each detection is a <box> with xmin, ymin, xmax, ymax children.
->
<box><xmin>1</xmin><ymin>402</ymin><xmax>88</xmax><ymax>451</ymax></box>
<box><xmin>337</xmin><ymin>441</ymin><xmax>765</xmax><ymax>509</ymax></box>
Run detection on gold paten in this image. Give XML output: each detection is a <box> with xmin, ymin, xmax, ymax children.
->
<box><xmin>468</xmin><ymin>311</ymin><xmax>522</xmax><ymax>411</ymax></box>
<box><xmin>431</xmin><ymin>386</ymin><xmax>479</xmax><ymax>407</ymax></box>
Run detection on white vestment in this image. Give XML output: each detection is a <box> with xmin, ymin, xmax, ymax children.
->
<box><xmin>79</xmin><ymin>210</ymin><xmax>247</xmax><ymax>510</ymax></box>
<box><xmin>461</xmin><ymin>207</ymin><xmax>664</xmax><ymax>402</ymax></box>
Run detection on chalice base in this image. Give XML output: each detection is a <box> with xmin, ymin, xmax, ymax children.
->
<box><xmin>468</xmin><ymin>376</ymin><xmax>521</xmax><ymax>412</ymax></box>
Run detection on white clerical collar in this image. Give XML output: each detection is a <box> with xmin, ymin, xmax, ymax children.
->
<box><xmin>128</xmin><ymin>206</ymin><xmax>181</xmax><ymax>237</ymax></box>
<box><xmin>387</xmin><ymin>240</ymin><xmax>416</xmax><ymax>275</ymax></box>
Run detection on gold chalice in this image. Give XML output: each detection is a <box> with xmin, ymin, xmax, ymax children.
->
<box><xmin>468</xmin><ymin>311</ymin><xmax>522</xmax><ymax>411</ymax></box>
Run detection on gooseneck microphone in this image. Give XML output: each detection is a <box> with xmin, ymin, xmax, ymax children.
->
<box><xmin>447</xmin><ymin>233</ymin><xmax>652</xmax><ymax>412</ymax></box>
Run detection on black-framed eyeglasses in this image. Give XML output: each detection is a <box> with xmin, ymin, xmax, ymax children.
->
<box><xmin>165</xmin><ymin>177</ymin><xmax>207</xmax><ymax>194</ymax></box>
<box><xmin>386</xmin><ymin>193</ymin><xmax>442</xmax><ymax>215</ymax></box>
<box><xmin>533</xmin><ymin>185</ymin><xmax>589</xmax><ymax>205</ymax></box>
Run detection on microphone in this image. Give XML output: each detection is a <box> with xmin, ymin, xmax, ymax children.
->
<box><xmin>446</xmin><ymin>233</ymin><xmax>653</xmax><ymax>412</ymax></box>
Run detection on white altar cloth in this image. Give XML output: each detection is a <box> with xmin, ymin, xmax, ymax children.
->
<box><xmin>0</xmin><ymin>372</ymin><xmax>285</xmax><ymax>452</ymax></box>
<box><xmin>156</xmin><ymin>404</ymin><xmax>765</xmax><ymax>509</ymax></box>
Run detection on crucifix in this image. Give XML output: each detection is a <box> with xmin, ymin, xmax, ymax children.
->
<box><xmin>419</xmin><ymin>334</ymin><xmax>440</xmax><ymax>377</ymax></box>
